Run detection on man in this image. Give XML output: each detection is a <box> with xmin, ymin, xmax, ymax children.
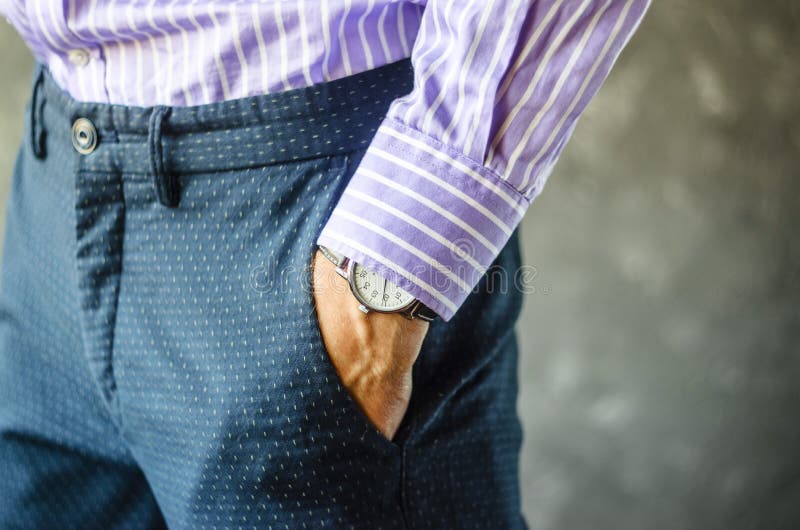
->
<box><xmin>0</xmin><ymin>1</ymin><xmax>649</xmax><ymax>528</ymax></box>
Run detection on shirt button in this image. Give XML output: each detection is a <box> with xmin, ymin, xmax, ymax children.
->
<box><xmin>72</xmin><ymin>118</ymin><xmax>98</xmax><ymax>155</ymax></box>
<box><xmin>68</xmin><ymin>48</ymin><xmax>91</xmax><ymax>67</ymax></box>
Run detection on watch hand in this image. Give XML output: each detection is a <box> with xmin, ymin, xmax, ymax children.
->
<box><xmin>382</xmin><ymin>278</ymin><xmax>387</xmax><ymax>306</ymax></box>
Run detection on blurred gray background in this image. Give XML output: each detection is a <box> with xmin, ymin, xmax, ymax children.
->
<box><xmin>1</xmin><ymin>1</ymin><xmax>798</xmax><ymax>528</ymax></box>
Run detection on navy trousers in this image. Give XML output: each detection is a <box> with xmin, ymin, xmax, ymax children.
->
<box><xmin>0</xmin><ymin>59</ymin><xmax>526</xmax><ymax>530</ymax></box>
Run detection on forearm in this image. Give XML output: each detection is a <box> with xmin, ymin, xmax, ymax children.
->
<box><xmin>318</xmin><ymin>0</ymin><xmax>651</xmax><ymax>321</ymax></box>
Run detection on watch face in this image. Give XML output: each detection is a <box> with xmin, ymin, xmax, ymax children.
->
<box><xmin>350</xmin><ymin>262</ymin><xmax>415</xmax><ymax>312</ymax></box>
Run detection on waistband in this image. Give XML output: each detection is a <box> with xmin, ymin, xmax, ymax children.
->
<box><xmin>33</xmin><ymin>58</ymin><xmax>414</xmax><ymax>176</ymax></box>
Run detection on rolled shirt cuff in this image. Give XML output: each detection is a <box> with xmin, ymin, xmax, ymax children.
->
<box><xmin>317</xmin><ymin>117</ymin><xmax>529</xmax><ymax>321</ymax></box>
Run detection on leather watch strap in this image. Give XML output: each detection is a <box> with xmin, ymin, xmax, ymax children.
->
<box><xmin>411</xmin><ymin>300</ymin><xmax>438</xmax><ymax>322</ymax></box>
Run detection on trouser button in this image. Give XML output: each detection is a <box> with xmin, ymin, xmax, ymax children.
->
<box><xmin>72</xmin><ymin>118</ymin><xmax>98</xmax><ymax>155</ymax></box>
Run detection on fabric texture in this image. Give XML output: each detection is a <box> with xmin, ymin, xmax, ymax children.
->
<box><xmin>0</xmin><ymin>60</ymin><xmax>527</xmax><ymax>529</ymax></box>
<box><xmin>1</xmin><ymin>0</ymin><xmax>650</xmax><ymax>320</ymax></box>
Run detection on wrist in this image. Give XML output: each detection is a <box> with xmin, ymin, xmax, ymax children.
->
<box><xmin>316</xmin><ymin>245</ymin><xmax>437</xmax><ymax>322</ymax></box>
<box><xmin>312</xmin><ymin>250</ymin><xmax>428</xmax><ymax>371</ymax></box>
<box><xmin>310</xmin><ymin>249</ymin><xmax>428</xmax><ymax>442</ymax></box>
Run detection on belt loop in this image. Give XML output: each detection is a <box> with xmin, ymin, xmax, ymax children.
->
<box><xmin>148</xmin><ymin>105</ymin><xmax>179</xmax><ymax>207</ymax></box>
<box><xmin>29</xmin><ymin>65</ymin><xmax>47</xmax><ymax>159</ymax></box>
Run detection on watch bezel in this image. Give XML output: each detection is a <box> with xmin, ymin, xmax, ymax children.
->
<box><xmin>346</xmin><ymin>260</ymin><xmax>416</xmax><ymax>314</ymax></box>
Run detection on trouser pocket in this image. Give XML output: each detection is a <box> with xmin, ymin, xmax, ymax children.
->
<box><xmin>110</xmin><ymin>154</ymin><xmax>408</xmax><ymax>528</ymax></box>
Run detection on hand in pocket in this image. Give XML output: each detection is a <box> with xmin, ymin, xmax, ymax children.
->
<box><xmin>311</xmin><ymin>250</ymin><xmax>429</xmax><ymax>441</ymax></box>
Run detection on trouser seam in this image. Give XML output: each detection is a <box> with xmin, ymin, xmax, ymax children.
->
<box><xmin>399</xmin><ymin>442</ymin><xmax>413</xmax><ymax>530</ymax></box>
<box><xmin>74</xmin><ymin>161</ymin><xmax>127</xmax><ymax>433</ymax></box>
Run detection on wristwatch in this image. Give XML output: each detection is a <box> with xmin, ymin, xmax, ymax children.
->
<box><xmin>316</xmin><ymin>245</ymin><xmax>438</xmax><ymax>322</ymax></box>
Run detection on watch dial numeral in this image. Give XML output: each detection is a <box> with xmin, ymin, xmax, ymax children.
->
<box><xmin>352</xmin><ymin>263</ymin><xmax>414</xmax><ymax>312</ymax></box>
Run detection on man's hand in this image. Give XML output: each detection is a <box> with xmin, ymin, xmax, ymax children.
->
<box><xmin>311</xmin><ymin>250</ymin><xmax>429</xmax><ymax>441</ymax></box>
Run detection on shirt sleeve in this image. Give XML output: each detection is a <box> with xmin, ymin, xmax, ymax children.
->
<box><xmin>317</xmin><ymin>0</ymin><xmax>651</xmax><ymax>321</ymax></box>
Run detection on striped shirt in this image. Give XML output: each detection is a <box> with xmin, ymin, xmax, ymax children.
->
<box><xmin>1</xmin><ymin>0</ymin><xmax>650</xmax><ymax>320</ymax></box>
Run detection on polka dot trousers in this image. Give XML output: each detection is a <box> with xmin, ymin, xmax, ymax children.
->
<box><xmin>0</xmin><ymin>60</ymin><xmax>527</xmax><ymax>530</ymax></box>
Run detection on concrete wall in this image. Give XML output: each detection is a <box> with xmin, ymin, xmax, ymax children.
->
<box><xmin>1</xmin><ymin>1</ymin><xmax>798</xmax><ymax>528</ymax></box>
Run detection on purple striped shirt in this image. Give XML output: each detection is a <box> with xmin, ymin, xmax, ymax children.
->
<box><xmin>1</xmin><ymin>0</ymin><xmax>650</xmax><ymax>320</ymax></box>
